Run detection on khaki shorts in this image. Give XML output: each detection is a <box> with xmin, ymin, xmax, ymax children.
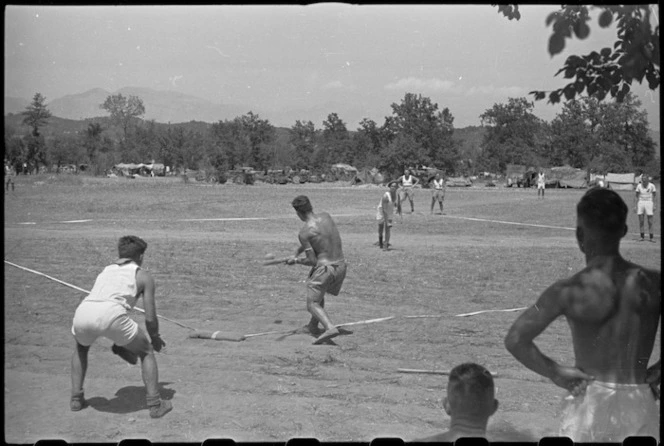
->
<box><xmin>400</xmin><ymin>187</ymin><xmax>414</xmax><ymax>200</ymax></box>
<box><xmin>71</xmin><ymin>301</ymin><xmax>139</xmax><ymax>347</ymax></box>
<box><xmin>306</xmin><ymin>261</ymin><xmax>347</xmax><ymax>303</ymax></box>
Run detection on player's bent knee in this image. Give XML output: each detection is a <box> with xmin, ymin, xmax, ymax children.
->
<box><xmin>124</xmin><ymin>331</ymin><xmax>153</xmax><ymax>355</ymax></box>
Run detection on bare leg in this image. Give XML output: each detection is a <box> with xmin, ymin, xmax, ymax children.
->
<box><xmin>125</xmin><ymin>331</ymin><xmax>172</xmax><ymax>418</ymax></box>
<box><xmin>384</xmin><ymin>224</ymin><xmax>391</xmax><ymax>250</ymax></box>
<box><xmin>307</xmin><ymin>294</ymin><xmax>339</xmax><ymax>344</ymax></box>
<box><xmin>431</xmin><ymin>197</ymin><xmax>435</xmax><ymax>214</ymax></box>
<box><xmin>71</xmin><ymin>342</ymin><xmax>89</xmax><ymax>399</ymax></box>
<box><xmin>639</xmin><ymin>214</ymin><xmax>645</xmax><ymax>238</ymax></box>
<box><xmin>378</xmin><ymin>223</ymin><xmax>384</xmax><ymax>248</ymax></box>
<box><xmin>647</xmin><ymin>215</ymin><xmax>654</xmax><ymax>239</ymax></box>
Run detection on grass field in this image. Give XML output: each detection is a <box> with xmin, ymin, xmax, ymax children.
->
<box><xmin>3</xmin><ymin>174</ymin><xmax>661</xmax><ymax>442</ymax></box>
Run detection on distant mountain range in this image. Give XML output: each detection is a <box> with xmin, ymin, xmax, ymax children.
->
<box><xmin>5</xmin><ymin>87</ymin><xmax>253</xmax><ymax>124</ymax></box>
<box><xmin>4</xmin><ymin>87</ymin><xmax>660</xmax><ymax>159</ymax></box>
<box><xmin>3</xmin><ymin>87</ymin><xmax>374</xmax><ymax>129</ymax></box>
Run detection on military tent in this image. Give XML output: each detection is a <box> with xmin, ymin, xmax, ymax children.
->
<box><xmin>548</xmin><ymin>166</ymin><xmax>588</xmax><ymax>189</ymax></box>
<box><xmin>351</xmin><ymin>167</ymin><xmax>385</xmax><ymax>185</ymax></box>
<box><xmin>445</xmin><ymin>176</ymin><xmax>472</xmax><ymax>187</ymax></box>
<box><xmin>330</xmin><ymin>163</ymin><xmax>358</xmax><ymax>181</ymax></box>
<box><xmin>606</xmin><ymin>173</ymin><xmax>636</xmax><ymax>191</ymax></box>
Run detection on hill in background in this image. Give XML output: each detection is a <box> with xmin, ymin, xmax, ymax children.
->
<box><xmin>5</xmin><ymin>88</ymin><xmax>660</xmax><ymax>161</ymax></box>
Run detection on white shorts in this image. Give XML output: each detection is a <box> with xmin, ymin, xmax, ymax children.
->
<box><xmin>637</xmin><ymin>201</ymin><xmax>654</xmax><ymax>216</ymax></box>
<box><xmin>559</xmin><ymin>380</ymin><xmax>660</xmax><ymax>442</ymax></box>
<box><xmin>537</xmin><ymin>182</ymin><xmax>545</xmax><ymax>190</ymax></box>
<box><xmin>71</xmin><ymin>301</ymin><xmax>139</xmax><ymax>347</ymax></box>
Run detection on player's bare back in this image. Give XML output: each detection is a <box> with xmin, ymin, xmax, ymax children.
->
<box><xmin>298</xmin><ymin>212</ymin><xmax>344</xmax><ymax>264</ymax></box>
<box><xmin>561</xmin><ymin>256</ymin><xmax>661</xmax><ymax>384</ymax></box>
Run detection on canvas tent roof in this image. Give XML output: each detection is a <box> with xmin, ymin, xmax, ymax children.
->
<box><xmin>331</xmin><ymin>163</ymin><xmax>358</xmax><ymax>173</ymax></box>
<box><xmin>351</xmin><ymin>167</ymin><xmax>385</xmax><ymax>185</ymax></box>
<box><xmin>547</xmin><ymin>166</ymin><xmax>587</xmax><ymax>188</ymax></box>
<box><xmin>606</xmin><ymin>172</ymin><xmax>636</xmax><ymax>190</ymax></box>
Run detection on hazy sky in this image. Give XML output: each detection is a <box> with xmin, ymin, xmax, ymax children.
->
<box><xmin>4</xmin><ymin>4</ymin><xmax>660</xmax><ymax>130</ymax></box>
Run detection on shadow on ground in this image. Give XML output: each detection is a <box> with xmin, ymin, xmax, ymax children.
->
<box><xmin>86</xmin><ymin>382</ymin><xmax>175</xmax><ymax>414</ymax></box>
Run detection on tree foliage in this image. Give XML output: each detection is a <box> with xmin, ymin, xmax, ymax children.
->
<box><xmin>289</xmin><ymin>120</ymin><xmax>318</xmax><ymax>169</ymax></box>
<box><xmin>550</xmin><ymin>93</ymin><xmax>656</xmax><ymax>174</ymax></box>
<box><xmin>100</xmin><ymin>94</ymin><xmax>146</xmax><ymax>141</ymax></box>
<box><xmin>494</xmin><ymin>4</ymin><xmax>660</xmax><ymax>103</ymax></box>
<box><xmin>320</xmin><ymin>113</ymin><xmax>352</xmax><ymax>165</ymax></box>
<box><xmin>479</xmin><ymin>97</ymin><xmax>548</xmax><ymax>172</ymax></box>
<box><xmin>382</xmin><ymin>93</ymin><xmax>459</xmax><ymax>175</ymax></box>
<box><xmin>22</xmin><ymin>93</ymin><xmax>52</xmax><ymax>137</ymax></box>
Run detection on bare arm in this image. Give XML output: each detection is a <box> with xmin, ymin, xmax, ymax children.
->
<box><xmin>287</xmin><ymin>230</ymin><xmax>316</xmax><ymax>266</ymax></box>
<box><xmin>505</xmin><ymin>283</ymin><xmax>594</xmax><ymax>394</ymax></box>
<box><xmin>137</xmin><ymin>269</ymin><xmax>165</xmax><ymax>350</ymax></box>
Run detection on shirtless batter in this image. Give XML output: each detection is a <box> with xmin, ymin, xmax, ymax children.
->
<box><xmin>287</xmin><ymin>195</ymin><xmax>348</xmax><ymax>345</ymax></box>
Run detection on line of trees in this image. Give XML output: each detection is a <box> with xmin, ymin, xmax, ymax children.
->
<box><xmin>3</xmin><ymin>90</ymin><xmax>659</xmax><ymax>180</ymax></box>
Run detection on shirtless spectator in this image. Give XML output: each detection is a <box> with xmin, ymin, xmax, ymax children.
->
<box><xmin>505</xmin><ymin>187</ymin><xmax>660</xmax><ymax>442</ymax></box>
<box><xmin>416</xmin><ymin>363</ymin><xmax>499</xmax><ymax>442</ymax></box>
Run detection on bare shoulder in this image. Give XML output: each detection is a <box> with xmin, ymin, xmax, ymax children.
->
<box><xmin>136</xmin><ymin>268</ymin><xmax>155</xmax><ymax>287</ymax></box>
<box><xmin>547</xmin><ymin>269</ymin><xmax>610</xmax><ymax>318</ymax></box>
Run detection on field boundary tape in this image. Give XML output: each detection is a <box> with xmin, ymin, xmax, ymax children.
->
<box><xmin>444</xmin><ymin>215</ymin><xmax>575</xmax><ymax>231</ymax></box>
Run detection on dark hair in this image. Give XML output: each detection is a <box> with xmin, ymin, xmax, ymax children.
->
<box><xmin>118</xmin><ymin>235</ymin><xmax>148</xmax><ymax>260</ymax></box>
<box><xmin>576</xmin><ymin>187</ymin><xmax>627</xmax><ymax>236</ymax></box>
<box><xmin>292</xmin><ymin>195</ymin><xmax>313</xmax><ymax>213</ymax></box>
<box><xmin>447</xmin><ymin>363</ymin><xmax>495</xmax><ymax>416</ymax></box>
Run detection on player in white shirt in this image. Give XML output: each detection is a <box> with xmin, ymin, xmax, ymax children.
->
<box><xmin>430</xmin><ymin>172</ymin><xmax>446</xmax><ymax>215</ymax></box>
<box><xmin>537</xmin><ymin>170</ymin><xmax>546</xmax><ymax>199</ymax></box>
<box><xmin>634</xmin><ymin>175</ymin><xmax>657</xmax><ymax>242</ymax></box>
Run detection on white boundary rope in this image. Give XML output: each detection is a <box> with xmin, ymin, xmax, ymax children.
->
<box><xmin>455</xmin><ymin>307</ymin><xmax>528</xmax><ymax>317</ymax></box>
<box><xmin>4</xmin><ymin>260</ymin><xmax>196</xmax><ymax>330</ymax></box>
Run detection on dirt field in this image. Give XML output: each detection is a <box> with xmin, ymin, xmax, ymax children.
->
<box><xmin>4</xmin><ymin>175</ymin><xmax>660</xmax><ymax>443</ymax></box>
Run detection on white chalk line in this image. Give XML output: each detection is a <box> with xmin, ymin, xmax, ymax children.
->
<box><xmin>9</xmin><ymin>213</ymin><xmax>651</xmax><ymax>239</ymax></box>
<box><xmin>444</xmin><ymin>215</ymin><xmax>575</xmax><ymax>231</ymax></box>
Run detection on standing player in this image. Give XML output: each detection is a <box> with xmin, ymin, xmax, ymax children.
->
<box><xmin>635</xmin><ymin>174</ymin><xmax>657</xmax><ymax>242</ymax></box>
<box><xmin>505</xmin><ymin>188</ymin><xmax>660</xmax><ymax>442</ymax></box>
<box><xmin>537</xmin><ymin>169</ymin><xmax>546</xmax><ymax>198</ymax></box>
<box><xmin>5</xmin><ymin>163</ymin><xmax>15</xmax><ymax>192</ymax></box>
<box><xmin>397</xmin><ymin>168</ymin><xmax>419</xmax><ymax>213</ymax></box>
<box><xmin>430</xmin><ymin>172</ymin><xmax>446</xmax><ymax>215</ymax></box>
<box><xmin>70</xmin><ymin>236</ymin><xmax>172</xmax><ymax>418</ymax></box>
<box><xmin>377</xmin><ymin>181</ymin><xmax>398</xmax><ymax>250</ymax></box>
<box><xmin>287</xmin><ymin>195</ymin><xmax>348</xmax><ymax>345</ymax></box>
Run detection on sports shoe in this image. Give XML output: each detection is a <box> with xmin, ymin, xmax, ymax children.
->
<box><xmin>149</xmin><ymin>399</ymin><xmax>173</xmax><ymax>419</ymax></box>
<box><xmin>70</xmin><ymin>392</ymin><xmax>86</xmax><ymax>411</ymax></box>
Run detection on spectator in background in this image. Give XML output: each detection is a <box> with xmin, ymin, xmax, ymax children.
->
<box><xmin>635</xmin><ymin>174</ymin><xmax>657</xmax><ymax>242</ymax></box>
<box><xmin>430</xmin><ymin>172</ymin><xmax>446</xmax><ymax>215</ymax></box>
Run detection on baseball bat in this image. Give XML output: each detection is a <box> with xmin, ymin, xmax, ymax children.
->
<box><xmin>262</xmin><ymin>256</ymin><xmax>292</xmax><ymax>266</ymax></box>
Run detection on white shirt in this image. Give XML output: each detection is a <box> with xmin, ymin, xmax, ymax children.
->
<box><xmin>432</xmin><ymin>178</ymin><xmax>444</xmax><ymax>190</ymax></box>
<box><xmin>636</xmin><ymin>182</ymin><xmax>657</xmax><ymax>202</ymax></box>
<box><xmin>82</xmin><ymin>261</ymin><xmax>140</xmax><ymax>311</ymax></box>
<box><xmin>402</xmin><ymin>175</ymin><xmax>414</xmax><ymax>187</ymax></box>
